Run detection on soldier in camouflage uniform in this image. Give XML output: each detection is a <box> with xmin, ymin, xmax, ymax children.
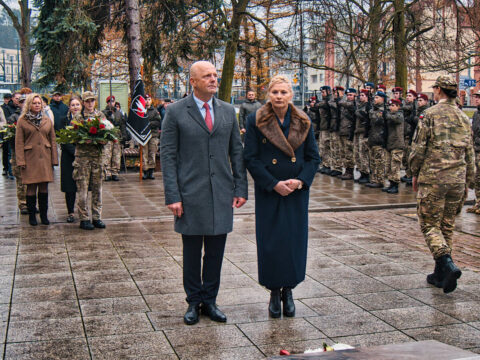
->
<box><xmin>317</xmin><ymin>86</ymin><xmax>332</xmax><ymax>174</ymax></box>
<box><xmin>338</xmin><ymin>88</ymin><xmax>357</xmax><ymax>180</ymax></box>
<box><xmin>142</xmin><ymin>94</ymin><xmax>162</xmax><ymax>180</ymax></box>
<box><xmin>74</xmin><ymin>91</ymin><xmax>108</xmax><ymax>230</ymax></box>
<box><xmin>328</xmin><ymin>86</ymin><xmax>344</xmax><ymax>176</ymax></box>
<box><xmin>7</xmin><ymin>94</ymin><xmax>27</xmax><ymax>213</ymax></box>
<box><xmin>467</xmin><ymin>90</ymin><xmax>480</xmax><ymax>214</ymax></box>
<box><xmin>401</xmin><ymin>90</ymin><xmax>417</xmax><ymax>185</ymax></box>
<box><xmin>102</xmin><ymin>95</ymin><xmax>125</xmax><ymax>181</ymax></box>
<box><xmin>383</xmin><ymin>99</ymin><xmax>404</xmax><ymax>194</ymax></box>
<box><xmin>366</xmin><ymin>91</ymin><xmax>387</xmax><ymax>188</ymax></box>
<box><xmin>409</xmin><ymin>75</ymin><xmax>474</xmax><ymax>293</ymax></box>
<box><xmin>354</xmin><ymin>89</ymin><xmax>371</xmax><ymax>184</ymax></box>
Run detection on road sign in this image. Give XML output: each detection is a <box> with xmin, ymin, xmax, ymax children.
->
<box><xmin>463</xmin><ymin>79</ymin><xmax>477</xmax><ymax>87</ymax></box>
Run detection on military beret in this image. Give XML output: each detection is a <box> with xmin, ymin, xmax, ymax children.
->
<box><xmin>375</xmin><ymin>91</ymin><xmax>387</xmax><ymax>99</ymax></box>
<box><xmin>432</xmin><ymin>75</ymin><xmax>457</xmax><ymax>90</ymax></box>
<box><xmin>82</xmin><ymin>91</ymin><xmax>96</xmax><ymax>101</ymax></box>
<box><xmin>145</xmin><ymin>94</ymin><xmax>151</xmax><ymax>99</ymax></box>
<box><xmin>310</xmin><ymin>96</ymin><xmax>317</xmax><ymax>101</ymax></box>
<box><xmin>106</xmin><ymin>95</ymin><xmax>115</xmax><ymax>103</ymax></box>
<box><xmin>407</xmin><ymin>90</ymin><xmax>417</xmax><ymax>97</ymax></box>
<box><xmin>360</xmin><ymin>89</ymin><xmax>370</xmax><ymax>95</ymax></box>
<box><xmin>320</xmin><ymin>86</ymin><xmax>331</xmax><ymax>91</ymax></box>
<box><xmin>417</xmin><ymin>93</ymin><xmax>428</xmax><ymax>101</ymax></box>
<box><xmin>19</xmin><ymin>94</ymin><xmax>26</xmax><ymax>102</ymax></box>
<box><xmin>392</xmin><ymin>87</ymin><xmax>403</xmax><ymax>93</ymax></box>
<box><xmin>364</xmin><ymin>82</ymin><xmax>374</xmax><ymax>88</ymax></box>
<box><xmin>377</xmin><ymin>84</ymin><xmax>386</xmax><ymax>91</ymax></box>
<box><xmin>333</xmin><ymin>86</ymin><xmax>345</xmax><ymax>91</ymax></box>
<box><xmin>345</xmin><ymin>88</ymin><xmax>357</xmax><ymax>94</ymax></box>
<box><xmin>388</xmin><ymin>99</ymin><xmax>402</xmax><ymax>105</ymax></box>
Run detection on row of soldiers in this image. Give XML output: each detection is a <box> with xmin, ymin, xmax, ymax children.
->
<box><xmin>305</xmin><ymin>83</ymin><xmax>430</xmax><ymax>193</ymax></box>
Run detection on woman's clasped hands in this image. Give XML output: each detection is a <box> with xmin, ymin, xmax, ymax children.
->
<box><xmin>273</xmin><ymin>179</ymin><xmax>303</xmax><ymax>196</ymax></box>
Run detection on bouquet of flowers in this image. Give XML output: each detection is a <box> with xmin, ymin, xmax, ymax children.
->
<box><xmin>0</xmin><ymin>122</ymin><xmax>16</xmax><ymax>143</ymax></box>
<box><xmin>56</xmin><ymin>114</ymin><xmax>119</xmax><ymax>145</ymax></box>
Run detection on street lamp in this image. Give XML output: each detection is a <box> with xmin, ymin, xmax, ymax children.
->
<box><xmin>1</xmin><ymin>50</ymin><xmax>5</xmax><ymax>82</ymax></box>
<box><xmin>10</xmin><ymin>55</ymin><xmax>14</xmax><ymax>83</ymax></box>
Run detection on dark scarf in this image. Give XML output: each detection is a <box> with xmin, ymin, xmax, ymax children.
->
<box><xmin>24</xmin><ymin>111</ymin><xmax>43</xmax><ymax>128</ymax></box>
<box><xmin>255</xmin><ymin>102</ymin><xmax>311</xmax><ymax>158</ymax></box>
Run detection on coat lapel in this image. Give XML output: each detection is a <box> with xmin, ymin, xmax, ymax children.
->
<box><xmin>210</xmin><ymin>97</ymin><xmax>222</xmax><ymax>135</ymax></box>
<box><xmin>256</xmin><ymin>102</ymin><xmax>311</xmax><ymax>158</ymax></box>
<box><xmin>186</xmin><ymin>94</ymin><xmax>210</xmax><ymax>133</ymax></box>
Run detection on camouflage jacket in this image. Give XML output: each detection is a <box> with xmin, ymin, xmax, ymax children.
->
<box><xmin>385</xmin><ymin>111</ymin><xmax>404</xmax><ymax>151</ymax></box>
<box><xmin>354</xmin><ymin>101</ymin><xmax>370</xmax><ymax>136</ymax></box>
<box><xmin>338</xmin><ymin>99</ymin><xmax>356</xmax><ymax>138</ymax></box>
<box><xmin>317</xmin><ymin>96</ymin><xmax>331</xmax><ymax>131</ymax></box>
<box><xmin>328</xmin><ymin>97</ymin><xmax>341</xmax><ymax>132</ymax></box>
<box><xmin>368</xmin><ymin>103</ymin><xmax>385</xmax><ymax>147</ymax></box>
<box><xmin>409</xmin><ymin>98</ymin><xmax>474</xmax><ymax>185</ymax></box>
<box><xmin>472</xmin><ymin>107</ymin><xmax>480</xmax><ymax>153</ymax></box>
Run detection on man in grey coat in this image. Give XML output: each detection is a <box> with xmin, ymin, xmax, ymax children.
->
<box><xmin>161</xmin><ymin>61</ymin><xmax>248</xmax><ymax>325</ymax></box>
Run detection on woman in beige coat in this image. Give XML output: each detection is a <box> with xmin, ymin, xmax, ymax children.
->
<box><xmin>15</xmin><ymin>93</ymin><xmax>58</xmax><ymax>226</ymax></box>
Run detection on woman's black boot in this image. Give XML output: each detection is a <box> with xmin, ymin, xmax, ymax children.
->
<box><xmin>38</xmin><ymin>192</ymin><xmax>50</xmax><ymax>225</ymax></box>
<box><xmin>281</xmin><ymin>287</ymin><xmax>295</xmax><ymax>317</ymax></box>
<box><xmin>26</xmin><ymin>195</ymin><xmax>38</xmax><ymax>226</ymax></box>
<box><xmin>268</xmin><ymin>289</ymin><xmax>281</xmax><ymax>318</ymax></box>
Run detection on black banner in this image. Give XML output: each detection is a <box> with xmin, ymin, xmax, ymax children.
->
<box><xmin>126</xmin><ymin>76</ymin><xmax>151</xmax><ymax>146</ymax></box>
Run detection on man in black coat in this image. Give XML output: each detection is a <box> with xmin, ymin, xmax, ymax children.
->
<box><xmin>50</xmin><ymin>91</ymin><xmax>69</xmax><ymax>132</ymax></box>
<box><xmin>161</xmin><ymin>61</ymin><xmax>248</xmax><ymax>325</ymax></box>
<box><xmin>1</xmin><ymin>93</ymin><xmax>14</xmax><ymax>176</ymax></box>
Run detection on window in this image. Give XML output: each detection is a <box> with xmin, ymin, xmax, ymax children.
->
<box><xmin>311</xmin><ymin>75</ymin><xmax>317</xmax><ymax>83</ymax></box>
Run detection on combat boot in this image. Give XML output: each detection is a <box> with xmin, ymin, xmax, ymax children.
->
<box><xmin>80</xmin><ymin>220</ymin><xmax>94</xmax><ymax>230</ymax></box>
<box><xmin>387</xmin><ymin>182</ymin><xmax>398</xmax><ymax>194</ymax></box>
<box><xmin>358</xmin><ymin>172</ymin><xmax>370</xmax><ymax>184</ymax></box>
<box><xmin>330</xmin><ymin>170</ymin><xmax>342</xmax><ymax>177</ymax></box>
<box><xmin>366</xmin><ymin>182</ymin><xmax>383</xmax><ymax>189</ymax></box>
<box><xmin>340</xmin><ymin>167</ymin><xmax>354</xmax><ymax>180</ymax></box>
<box><xmin>426</xmin><ymin>259</ymin><xmax>443</xmax><ymax>288</ymax></box>
<box><xmin>148</xmin><ymin>169</ymin><xmax>155</xmax><ymax>179</ymax></box>
<box><xmin>142</xmin><ymin>171</ymin><xmax>149</xmax><ymax>180</ymax></box>
<box><xmin>38</xmin><ymin>192</ymin><xmax>50</xmax><ymax>225</ymax></box>
<box><xmin>268</xmin><ymin>289</ymin><xmax>281</xmax><ymax>318</ymax></box>
<box><xmin>281</xmin><ymin>287</ymin><xmax>295</xmax><ymax>317</ymax></box>
<box><xmin>438</xmin><ymin>254</ymin><xmax>462</xmax><ymax>293</ymax></box>
<box><xmin>381</xmin><ymin>183</ymin><xmax>391</xmax><ymax>192</ymax></box>
<box><xmin>105</xmin><ymin>175</ymin><xmax>112</xmax><ymax>181</ymax></box>
<box><xmin>323</xmin><ymin>167</ymin><xmax>332</xmax><ymax>175</ymax></box>
<box><xmin>26</xmin><ymin>195</ymin><xmax>37</xmax><ymax>226</ymax></box>
<box><xmin>400</xmin><ymin>175</ymin><xmax>410</xmax><ymax>183</ymax></box>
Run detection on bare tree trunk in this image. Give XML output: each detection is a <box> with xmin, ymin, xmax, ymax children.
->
<box><xmin>125</xmin><ymin>0</ymin><xmax>142</xmax><ymax>94</ymax></box>
<box><xmin>243</xmin><ymin>18</ymin><xmax>251</xmax><ymax>92</ymax></box>
<box><xmin>368</xmin><ymin>0</ymin><xmax>382</xmax><ymax>84</ymax></box>
<box><xmin>218</xmin><ymin>0</ymin><xmax>250</xmax><ymax>102</ymax></box>
<box><xmin>393</xmin><ymin>0</ymin><xmax>407</xmax><ymax>94</ymax></box>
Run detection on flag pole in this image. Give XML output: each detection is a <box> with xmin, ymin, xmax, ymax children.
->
<box><xmin>139</xmin><ymin>64</ymin><xmax>144</xmax><ymax>182</ymax></box>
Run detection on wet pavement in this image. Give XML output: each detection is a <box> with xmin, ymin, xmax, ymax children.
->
<box><xmin>0</xmin><ymin>170</ymin><xmax>479</xmax><ymax>359</ymax></box>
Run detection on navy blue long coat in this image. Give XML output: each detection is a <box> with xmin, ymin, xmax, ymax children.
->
<box><xmin>244</xmin><ymin>104</ymin><xmax>320</xmax><ymax>289</ymax></box>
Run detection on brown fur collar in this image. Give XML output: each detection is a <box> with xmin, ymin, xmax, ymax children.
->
<box><xmin>256</xmin><ymin>102</ymin><xmax>311</xmax><ymax>157</ymax></box>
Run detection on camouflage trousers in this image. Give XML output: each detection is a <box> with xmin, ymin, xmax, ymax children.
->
<box><xmin>318</xmin><ymin>130</ymin><xmax>331</xmax><ymax>168</ymax></box>
<box><xmin>417</xmin><ymin>183</ymin><xmax>466</xmax><ymax>259</ymax></box>
<box><xmin>339</xmin><ymin>136</ymin><xmax>354</xmax><ymax>169</ymax></box>
<box><xmin>385</xmin><ymin>149</ymin><xmax>404</xmax><ymax>183</ymax></box>
<box><xmin>10</xmin><ymin>151</ymin><xmax>27</xmax><ymax>211</ymax></box>
<box><xmin>353</xmin><ymin>135</ymin><xmax>370</xmax><ymax>174</ymax></box>
<box><xmin>329</xmin><ymin>132</ymin><xmax>342</xmax><ymax>171</ymax></box>
<box><xmin>403</xmin><ymin>140</ymin><xmax>412</xmax><ymax>177</ymax></box>
<box><xmin>473</xmin><ymin>152</ymin><xmax>480</xmax><ymax>206</ymax></box>
<box><xmin>103</xmin><ymin>141</ymin><xmax>122</xmax><ymax>177</ymax></box>
<box><xmin>142</xmin><ymin>137</ymin><xmax>159</xmax><ymax>170</ymax></box>
<box><xmin>369</xmin><ymin>146</ymin><xmax>385</xmax><ymax>184</ymax></box>
<box><xmin>73</xmin><ymin>156</ymin><xmax>103</xmax><ymax>221</ymax></box>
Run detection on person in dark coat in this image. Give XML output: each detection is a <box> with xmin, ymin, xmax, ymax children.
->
<box><xmin>243</xmin><ymin>75</ymin><xmax>321</xmax><ymax>318</ymax></box>
<box><xmin>160</xmin><ymin>61</ymin><xmax>248</xmax><ymax>326</ymax></box>
<box><xmin>60</xmin><ymin>96</ymin><xmax>82</xmax><ymax>223</ymax></box>
<box><xmin>50</xmin><ymin>91</ymin><xmax>69</xmax><ymax>132</ymax></box>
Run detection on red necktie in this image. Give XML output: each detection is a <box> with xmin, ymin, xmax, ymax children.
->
<box><xmin>203</xmin><ymin>103</ymin><xmax>213</xmax><ymax>131</ymax></box>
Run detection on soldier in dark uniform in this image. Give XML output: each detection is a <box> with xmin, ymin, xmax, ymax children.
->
<box><xmin>338</xmin><ymin>88</ymin><xmax>357</xmax><ymax>180</ymax></box>
<box><xmin>401</xmin><ymin>90</ymin><xmax>417</xmax><ymax>186</ymax></box>
<box><xmin>409</xmin><ymin>75</ymin><xmax>474</xmax><ymax>293</ymax></box>
<box><xmin>354</xmin><ymin>89</ymin><xmax>371</xmax><ymax>184</ymax></box>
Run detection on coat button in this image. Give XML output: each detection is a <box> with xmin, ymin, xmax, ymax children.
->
<box><xmin>262</xmin><ymin>138</ymin><xmax>267</xmax><ymax>144</ymax></box>
<box><xmin>291</xmin><ymin>157</ymin><xmax>296</xmax><ymax>163</ymax></box>
<box><xmin>272</xmin><ymin>159</ymin><xmax>277</xmax><ymax>165</ymax></box>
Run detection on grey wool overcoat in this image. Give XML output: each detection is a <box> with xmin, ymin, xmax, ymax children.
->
<box><xmin>160</xmin><ymin>94</ymin><xmax>248</xmax><ymax>236</ymax></box>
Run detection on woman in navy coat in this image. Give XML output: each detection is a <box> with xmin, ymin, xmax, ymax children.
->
<box><xmin>244</xmin><ymin>75</ymin><xmax>320</xmax><ymax>318</ymax></box>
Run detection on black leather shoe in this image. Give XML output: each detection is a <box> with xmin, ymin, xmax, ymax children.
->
<box><xmin>201</xmin><ymin>303</ymin><xmax>227</xmax><ymax>322</ymax></box>
<box><xmin>92</xmin><ymin>219</ymin><xmax>106</xmax><ymax>228</ymax></box>
<box><xmin>111</xmin><ymin>174</ymin><xmax>119</xmax><ymax>181</ymax></box>
<box><xmin>281</xmin><ymin>288</ymin><xmax>295</xmax><ymax>317</ymax></box>
<box><xmin>148</xmin><ymin>169</ymin><xmax>155</xmax><ymax>179</ymax></box>
<box><xmin>269</xmin><ymin>289</ymin><xmax>281</xmax><ymax>318</ymax></box>
<box><xmin>79</xmin><ymin>220</ymin><xmax>94</xmax><ymax>230</ymax></box>
<box><xmin>66</xmin><ymin>214</ymin><xmax>75</xmax><ymax>223</ymax></box>
<box><xmin>184</xmin><ymin>304</ymin><xmax>200</xmax><ymax>325</ymax></box>
<box><xmin>438</xmin><ymin>254</ymin><xmax>462</xmax><ymax>294</ymax></box>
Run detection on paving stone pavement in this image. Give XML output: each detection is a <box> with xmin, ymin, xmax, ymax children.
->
<box><xmin>0</xmin><ymin>171</ymin><xmax>479</xmax><ymax>359</ymax></box>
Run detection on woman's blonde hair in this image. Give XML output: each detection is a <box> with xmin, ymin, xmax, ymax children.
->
<box><xmin>20</xmin><ymin>93</ymin><xmax>43</xmax><ymax>119</ymax></box>
<box><xmin>267</xmin><ymin>75</ymin><xmax>293</xmax><ymax>93</ymax></box>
